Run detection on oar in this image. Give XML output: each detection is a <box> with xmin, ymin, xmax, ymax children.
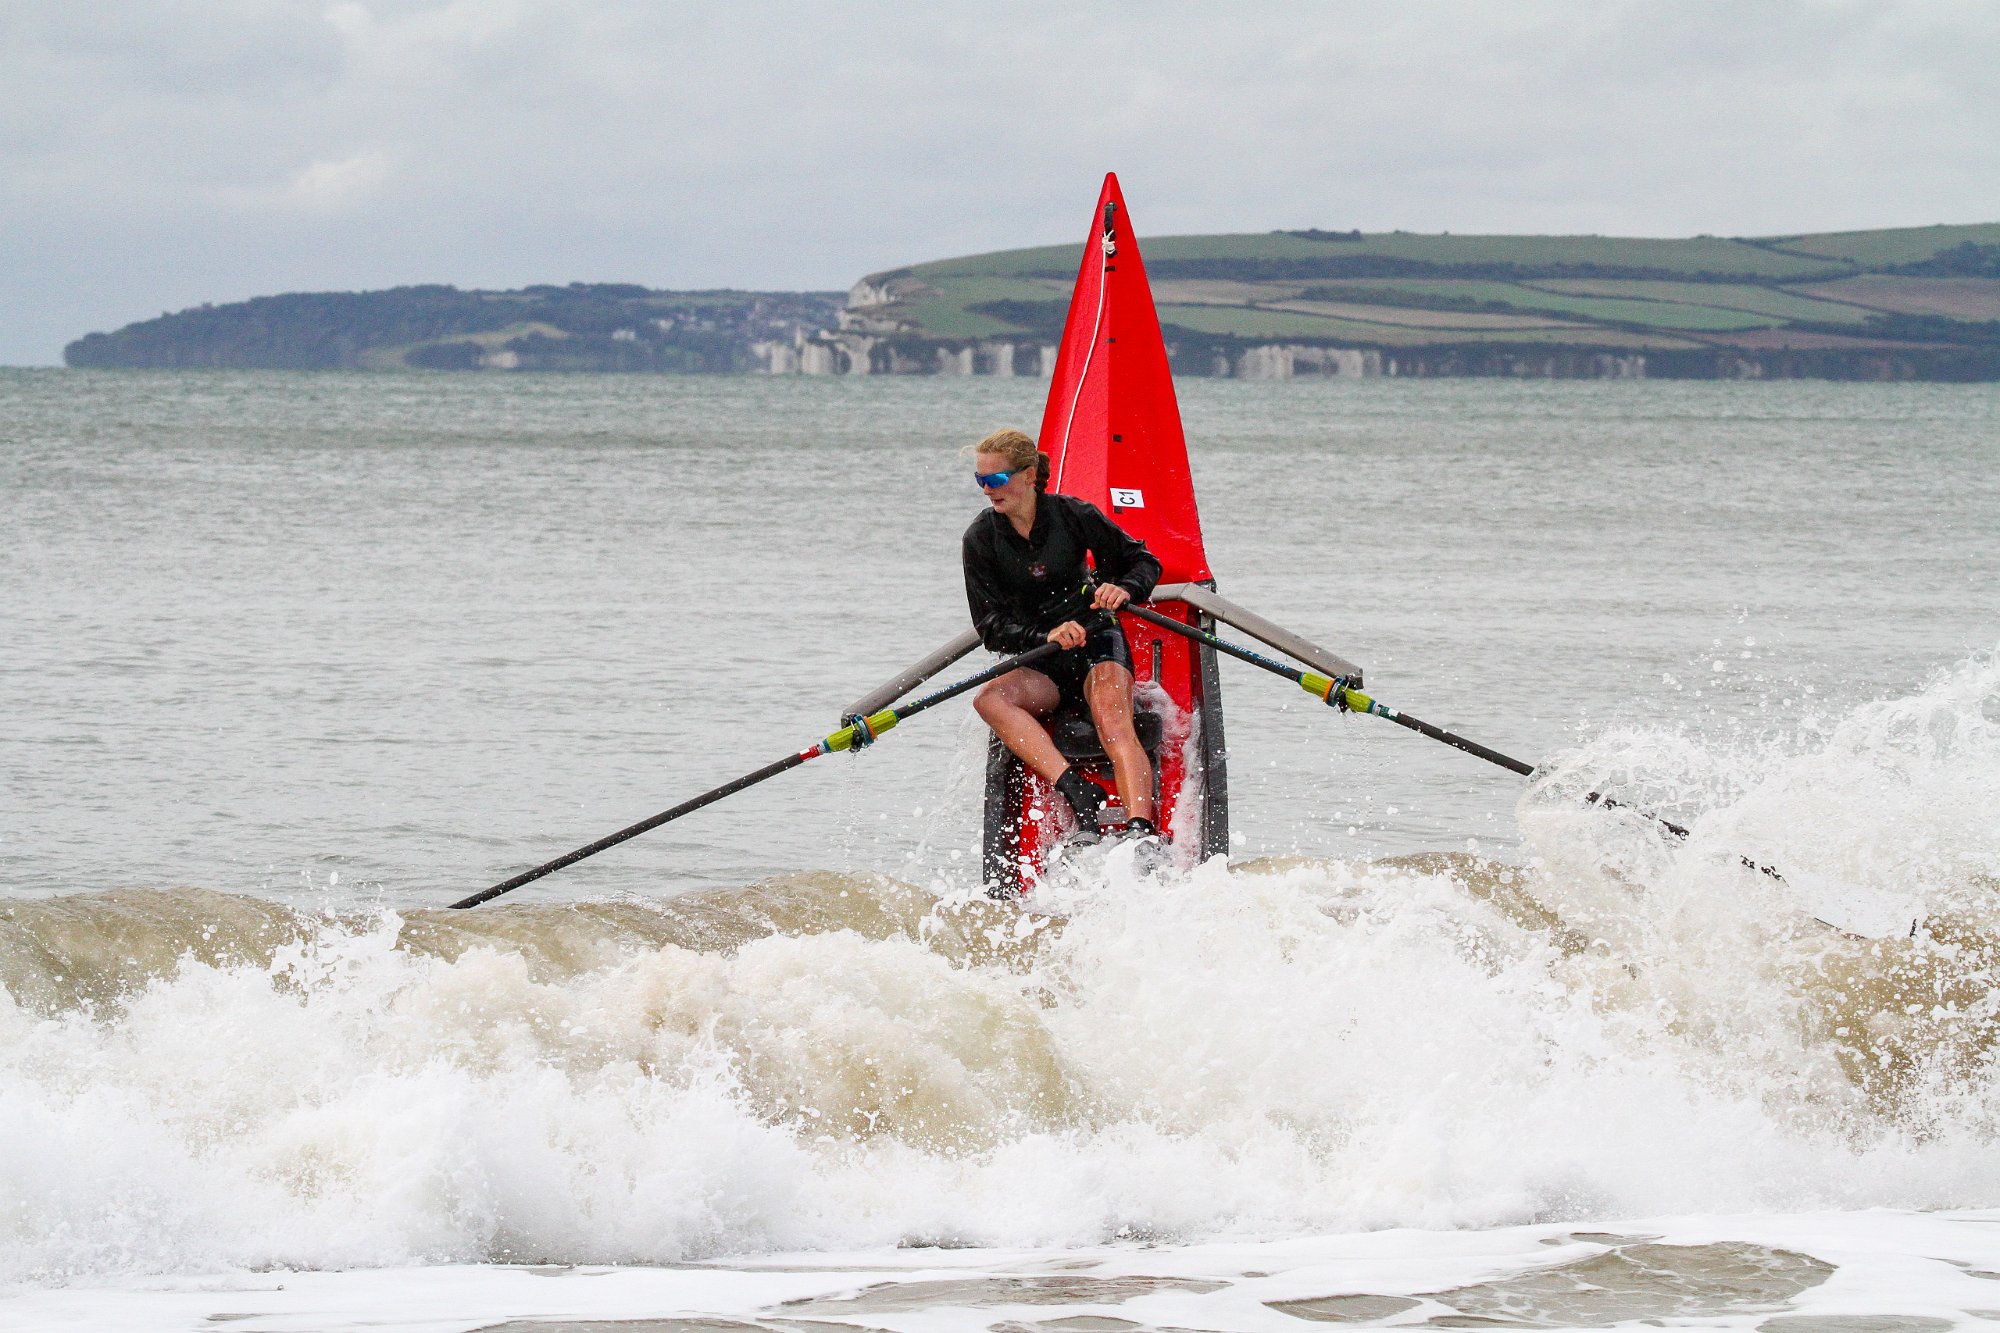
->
<box><xmin>451</xmin><ymin>639</ymin><xmax>1063</xmax><ymax>909</ymax></box>
<box><xmin>1122</xmin><ymin>603</ymin><xmax>1781</xmax><ymax>879</ymax></box>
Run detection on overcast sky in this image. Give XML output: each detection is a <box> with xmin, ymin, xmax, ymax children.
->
<box><xmin>4</xmin><ymin>0</ymin><xmax>1996</xmax><ymax>364</ymax></box>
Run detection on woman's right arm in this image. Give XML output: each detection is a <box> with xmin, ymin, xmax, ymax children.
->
<box><xmin>963</xmin><ymin>528</ymin><xmax>1041</xmax><ymax>653</ymax></box>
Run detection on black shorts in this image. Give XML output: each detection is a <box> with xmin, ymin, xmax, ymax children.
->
<box><xmin>1030</xmin><ymin>621</ymin><xmax>1132</xmax><ymax>708</ymax></box>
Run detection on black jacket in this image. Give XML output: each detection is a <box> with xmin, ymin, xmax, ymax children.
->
<box><xmin>962</xmin><ymin>492</ymin><xmax>1163</xmax><ymax>653</ymax></box>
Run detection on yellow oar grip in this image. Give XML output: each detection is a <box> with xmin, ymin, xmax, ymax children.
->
<box><xmin>826</xmin><ymin>709</ymin><xmax>902</xmax><ymax>753</ymax></box>
<box><xmin>1298</xmin><ymin>672</ymin><xmax>1374</xmax><ymax>714</ymax></box>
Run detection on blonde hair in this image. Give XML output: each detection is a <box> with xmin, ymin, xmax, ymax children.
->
<box><xmin>972</xmin><ymin>427</ymin><xmax>1051</xmax><ymax>491</ymax></box>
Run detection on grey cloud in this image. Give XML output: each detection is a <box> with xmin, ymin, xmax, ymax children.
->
<box><xmin>3</xmin><ymin>0</ymin><xmax>1996</xmax><ymax>363</ymax></box>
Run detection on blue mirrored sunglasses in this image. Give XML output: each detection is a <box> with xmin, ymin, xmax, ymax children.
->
<box><xmin>974</xmin><ymin>467</ymin><xmax>1026</xmax><ymax>490</ymax></box>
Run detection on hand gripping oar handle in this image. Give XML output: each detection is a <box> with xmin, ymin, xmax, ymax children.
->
<box><xmin>1120</xmin><ymin>603</ymin><xmax>1781</xmax><ymax>879</ymax></box>
<box><xmin>450</xmin><ymin>638</ymin><xmax>1064</xmax><ymax>909</ymax></box>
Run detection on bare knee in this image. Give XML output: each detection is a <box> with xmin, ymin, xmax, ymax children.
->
<box><xmin>977</xmin><ymin>674</ymin><xmax>1056</xmax><ymax>725</ymax></box>
<box><xmin>1093</xmin><ymin>710</ymin><xmax>1140</xmax><ymax>748</ymax></box>
<box><xmin>1086</xmin><ymin>686</ymin><xmax>1139</xmax><ymax>745</ymax></box>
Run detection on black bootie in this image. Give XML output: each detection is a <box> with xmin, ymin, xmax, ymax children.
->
<box><xmin>1053</xmin><ymin>768</ymin><xmax>1104</xmax><ymax>829</ymax></box>
<box><xmin>1122</xmin><ymin>816</ymin><xmax>1170</xmax><ymax>874</ymax></box>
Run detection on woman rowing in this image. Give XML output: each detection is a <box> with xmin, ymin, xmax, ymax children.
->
<box><xmin>962</xmin><ymin>427</ymin><xmax>1163</xmax><ymax>843</ymax></box>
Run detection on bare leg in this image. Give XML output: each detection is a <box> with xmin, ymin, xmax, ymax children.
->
<box><xmin>973</xmin><ymin>668</ymin><xmax>1067</xmax><ymax>784</ymax></box>
<box><xmin>1084</xmin><ymin>662</ymin><xmax>1156</xmax><ymax>825</ymax></box>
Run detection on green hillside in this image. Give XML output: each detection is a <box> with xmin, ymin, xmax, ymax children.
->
<box><xmin>62</xmin><ymin>222</ymin><xmax>2000</xmax><ymax>380</ymax></box>
<box><xmin>858</xmin><ymin>221</ymin><xmax>2000</xmax><ymax>379</ymax></box>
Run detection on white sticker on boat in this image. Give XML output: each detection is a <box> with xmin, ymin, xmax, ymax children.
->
<box><xmin>1111</xmin><ymin>487</ymin><xmax>1144</xmax><ymax>509</ymax></box>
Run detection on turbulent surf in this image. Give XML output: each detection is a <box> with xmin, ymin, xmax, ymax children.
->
<box><xmin>5</xmin><ymin>653</ymin><xmax>1999</xmax><ymax>1285</ymax></box>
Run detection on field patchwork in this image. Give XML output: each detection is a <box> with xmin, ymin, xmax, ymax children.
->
<box><xmin>864</xmin><ymin>220</ymin><xmax>2000</xmax><ymax>377</ymax></box>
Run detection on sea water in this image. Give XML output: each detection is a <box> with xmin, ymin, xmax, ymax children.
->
<box><xmin>1</xmin><ymin>370</ymin><xmax>1998</xmax><ymax>1330</ymax></box>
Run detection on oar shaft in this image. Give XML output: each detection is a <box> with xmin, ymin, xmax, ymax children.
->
<box><xmin>1587</xmin><ymin>792</ymin><xmax>1690</xmax><ymax>839</ymax></box>
<box><xmin>452</xmin><ymin>638</ymin><xmax>1065</xmax><ymax>909</ymax></box>
<box><xmin>1342</xmin><ymin>693</ymin><xmax>1536</xmax><ymax>777</ymax></box>
<box><xmin>1120</xmin><ymin>602</ymin><xmax>1778</xmax><ymax>870</ymax></box>
<box><xmin>450</xmin><ymin>751</ymin><xmax>812</xmax><ymax>909</ymax></box>
<box><xmin>1125</xmin><ymin>603</ymin><xmax>1537</xmax><ymax>775</ymax></box>
<box><xmin>1128</xmin><ymin>606</ymin><xmax>1833</xmax><ymax>923</ymax></box>
<box><xmin>874</xmin><ymin>639</ymin><xmax>1063</xmax><ymax>728</ymax></box>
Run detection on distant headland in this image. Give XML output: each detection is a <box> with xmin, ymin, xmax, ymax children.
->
<box><xmin>65</xmin><ymin>222</ymin><xmax>2000</xmax><ymax>381</ymax></box>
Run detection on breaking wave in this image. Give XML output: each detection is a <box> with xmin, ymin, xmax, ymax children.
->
<box><xmin>4</xmin><ymin>655</ymin><xmax>1999</xmax><ymax>1285</ymax></box>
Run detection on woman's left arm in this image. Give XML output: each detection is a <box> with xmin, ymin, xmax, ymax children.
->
<box><xmin>1077</xmin><ymin>501</ymin><xmax>1162</xmax><ymax>604</ymax></box>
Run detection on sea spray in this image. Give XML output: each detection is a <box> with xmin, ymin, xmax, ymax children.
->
<box><xmin>1522</xmin><ymin>649</ymin><xmax>2000</xmax><ymax>1127</ymax></box>
<box><xmin>4</xmin><ymin>656</ymin><xmax>2000</xmax><ymax>1283</ymax></box>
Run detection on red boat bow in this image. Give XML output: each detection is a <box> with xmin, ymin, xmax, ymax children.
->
<box><xmin>1038</xmin><ymin>173</ymin><xmax>1213</xmax><ymax>586</ymax></box>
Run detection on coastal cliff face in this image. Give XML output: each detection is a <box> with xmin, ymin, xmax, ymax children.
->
<box><xmin>750</xmin><ymin>329</ymin><xmax>1052</xmax><ymax>378</ymax></box>
<box><xmin>750</xmin><ymin>328</ymin><xmax>1946</xmax><ymax>384</ymax></box>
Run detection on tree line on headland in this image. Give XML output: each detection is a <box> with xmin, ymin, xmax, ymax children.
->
<box><xmin>64</xmin><ymin>226</ymin><xmax>2000</xmax><ymax>381</ymax></box>
<box><xmin>65</xmin><ymin>285</ymin><xmax>845</xmax><ymax>374</ymax></box>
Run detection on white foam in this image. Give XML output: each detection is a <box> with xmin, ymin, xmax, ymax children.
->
<box><xmin>11</xmin><ymin>1211</ymin><xmax>2000</xmax><ymax>1333</ymax></box>
<box><xmin>5</xmin><ymin>656</ymin><xmax>2000</xmax><ymax>1287</ymax></box>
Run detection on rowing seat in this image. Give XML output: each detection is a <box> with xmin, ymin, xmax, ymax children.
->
<box><xmin>1049</xmin><ymin>702</ymin><xmax>1165</xmax><ymax>760</ymax></box>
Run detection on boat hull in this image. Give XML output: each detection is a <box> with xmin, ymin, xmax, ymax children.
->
<box><xmin>981</xmin><ymin>175</ymin><xmax>1229</xmax><ymax>895</ymax></box>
